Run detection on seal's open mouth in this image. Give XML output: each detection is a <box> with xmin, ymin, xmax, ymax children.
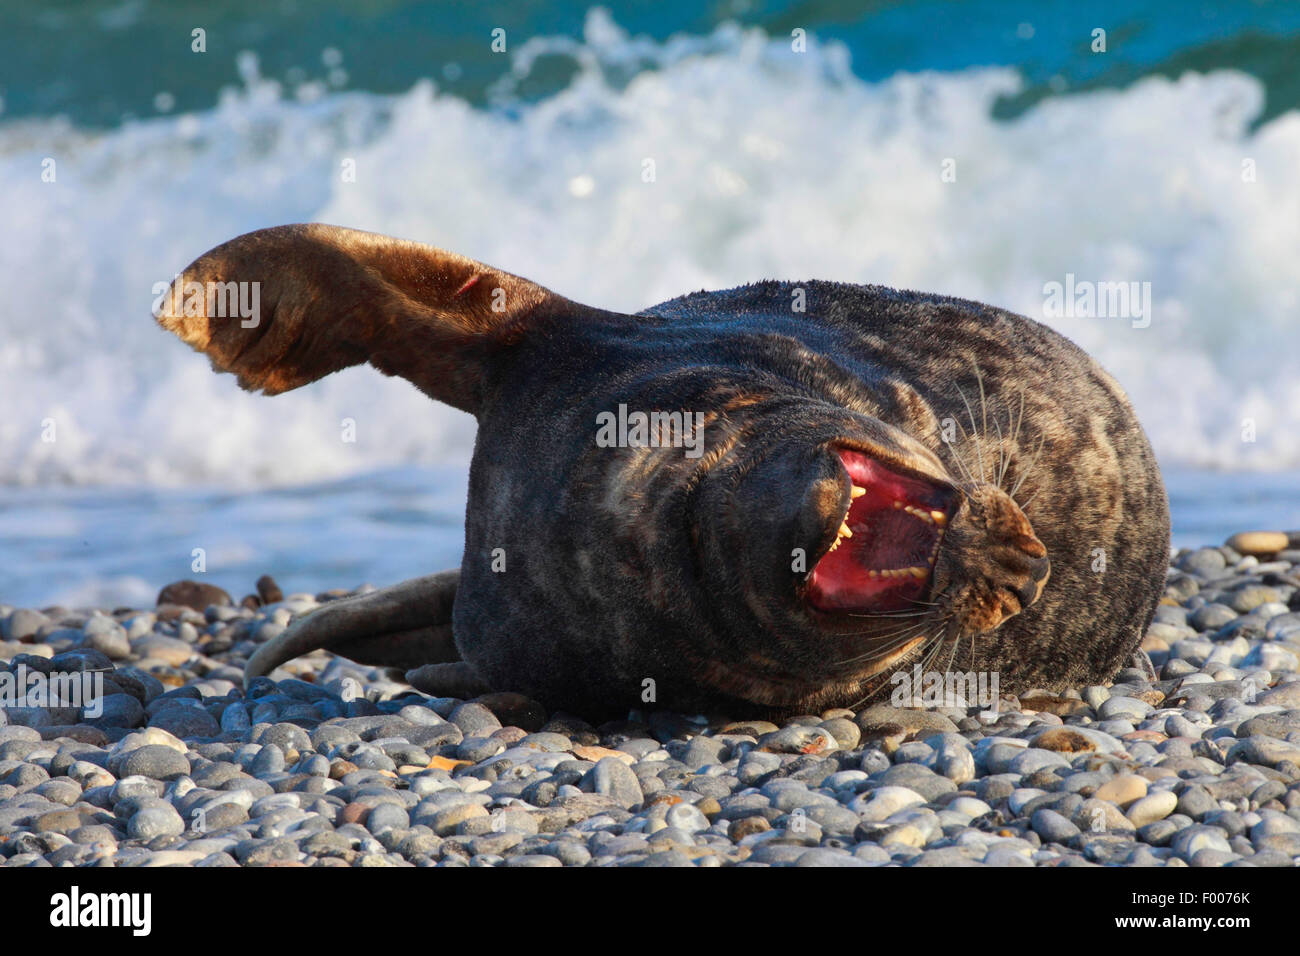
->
<box><xmin>806</xmin><ymin>448</ymin><xmax>955</xmax><ymax>613</ymax></box>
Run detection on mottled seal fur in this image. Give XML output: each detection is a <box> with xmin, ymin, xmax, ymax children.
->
<box><xmin>155</xmin><ymin>224</ymin><xmax>1170</xmax><ymax>718</ymax></box>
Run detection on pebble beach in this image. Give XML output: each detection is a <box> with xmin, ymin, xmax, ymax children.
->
<box><xmin>2</xmin><ymin>531</ymin><xmax>1300</xmax><ymax>868</ymax></box>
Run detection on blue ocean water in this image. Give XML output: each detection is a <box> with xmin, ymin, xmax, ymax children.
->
<box><xmin>2</xmin><ymin>465</ymin><xmax>1298</xmax><ymax>611</ymax></box>
<box><xmin>1</xmin><ymin>3</ymin><xmax>1298</xmax><ymax>607</ymax></box>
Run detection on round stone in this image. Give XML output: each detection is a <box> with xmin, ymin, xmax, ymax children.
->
<box><xmin>945</xmin><ymin>797</ymin><xmax>992</xmax><ymax>819</ymax></box>
<box><xmin>1094</xmin><ymin>774</ymin><xmax>1148</xmax><ymax>808</ymax></box>
<box><xmin>1170</xmin><ymin>826</ymin><xmax>1232</xmax><ymax>860</ymax></box>
<box><xmin>1190</xmin><ymin>603</ymin><xmax>1237</xmax><ymax>631</ymax></box>
<box><xmin>120</xmin><ymin>745</ymin><xmax>191</xmax><ymax>781</ymax></box>
<box><xmin>149</xmin><ymin>706</ymin><xmax>219</xmax><ymax>739</ymax></box>
<box><xmin>1230</xmin><ymin>586</ymin><xmax>1282</xmax><ymax>614</ymax></box>
<box><xmin>1225</xmin><ymin>531</ymin><xmax>1288</xmax><ymax>557</ymax></box>
<box><xmin>128</xmin><ymin>805</ymin><xmax>185</xmax><ymax>840</ymax></box>
<box><xmin>156</xmin><ymin>580</ymin><xmax>232</xmax><ymax>611</ymax></box>
<box><xmin>855</xmin><ymin>706</ymin><xmax>959</xmax><ymax>739</ymax></box>
<box><xmin>1031</xmin><ymin>808</ymin><xmax>1080</xmax><ymax>844</ymax></box>
<box><xmin>664</xmin><ymin>803</ymin><xmax>709</xmax><ymax>834</ymax></box>
<box><xmin>92</xmin><ymin>693</ymin><xmax>146</xmax><ymax>728</ymax></box>
<box><xmin>760</xmin><ymin>725</ymin><xmax>838</xmax><ymax>755</ymax></box>
<box><xmin>852</xmin><ymin>786</ymin><xmax>926</xmax><ymax>822</ymax></box>
<box><xmin>1125</xmin><ymin>791</ymin><xmax>1177</xmax><ymax>827</ymax></box>
<box><xmin>584</xmin><ymin>756</ymin><xmax>643</xmax><ymax>810</ymax></box>
<box><xmin>366</xmin><ymin>802</ymin><xmax>410</xmax><ymax>834</ymax></box>
<box><xmin>1098</xmin><ymin>696</ymin><xmax>1153</xmax><ymax>721</ymax></box>
<box><xmin>2</xmin><ymin>609</ymin><xmax>49</xmax><ymax>642</ymax></box>
<box><xmin>427</xmin><ymin>804</ymin><xmax>488</xmax><ymax>836</ymax></box>
<box><xmin>1007</xmin><ymin>748</ymin><xmax>1069</xmax><ymax>776</ymax></box>
<box><xmin>448</xmin><ymin>703</ymin><xmax>502</xmax><ymax>737</ymax></box>
<box><xmin>818</xmin><ymin>717</ymin><xmax>860</xmax><ymax>750</ymax></box>
<box><xmin>1177</xmin><ymin>548</ymin><xmax>1226</xmax><ymax>578</ymax></box>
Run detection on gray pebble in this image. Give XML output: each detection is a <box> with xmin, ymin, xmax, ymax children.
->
<box><xmin>128</xmin><ymin>805</ymin><xmax>185</xmax><ymax>840</ymax></box>
<box><xmin>583</xmin><ymin>757</ymin><xmax>643</xmax><ymax>810</ymax></box>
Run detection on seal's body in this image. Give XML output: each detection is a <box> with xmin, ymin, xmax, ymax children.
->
<box><xmin>156</xmin><ymin>225</ymin><xmax>1169</xmax><ymax>717</ymax></box>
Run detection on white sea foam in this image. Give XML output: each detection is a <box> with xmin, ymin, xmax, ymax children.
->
<box><xmin>2</xmin><ymin>11</ymin><xmax>1297</xmax><ymax>488</ymax></box>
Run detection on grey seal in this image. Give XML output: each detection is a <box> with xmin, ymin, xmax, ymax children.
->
<box><xmin>154</xmin><ymin>223</ymin><xmax>1170</xmax><ymax>717</ymax></box>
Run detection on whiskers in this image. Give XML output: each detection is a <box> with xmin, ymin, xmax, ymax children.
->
<box><xmin>830</xmin><ymin>619</ymin><xmax>930</xmax><ymax>669</ymax></box>
<box><xmin>833</xmin><ymin>360</ymin><xmax>1045</xmax><ymax>711</ymax></box>
<box><xmin>914</xmin><ymin>614</ymin><xmax>964</xmax><ymax>679</ymax></box>
<box><xmin>840</xmin><ymin>611</ymin><xmax>963</xmax><ymax>711</ymax></box>
<box><xmin>943</xmin><ymin>363</ymin><xmax>1045</xmax><ymax>513</ymax></box>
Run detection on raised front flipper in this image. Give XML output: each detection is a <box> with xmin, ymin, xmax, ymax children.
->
<box><xmin>153</xmin><ymin>222</ymin><xmax>578</xmax><ymax>415</ymax></box>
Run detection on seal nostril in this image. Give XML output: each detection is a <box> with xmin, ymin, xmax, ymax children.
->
<box><xmin>1013</xmin><ymin>555</ymin><xmax>1050</xmax><ymax>609</ymax></box>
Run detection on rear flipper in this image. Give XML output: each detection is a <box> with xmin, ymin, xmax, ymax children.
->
<box><xmin>244</xmin><ymin>570</ymin><xmax>479</xmax><ymax>686</ymax></box>
<box><xmin>1127</xmin><ymin>647</ymin><xmax>1157</xmax><ymax>682</ymax></box>
<box><xmin>405</xmin><ymin>661</ymin><xmax>493</xmax><ymax>698</ymax></box>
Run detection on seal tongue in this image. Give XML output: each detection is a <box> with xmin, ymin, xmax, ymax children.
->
<box><xmin>806</xmin><ymin>449</ymin><xmax>950</xmax><ymax>613</ymax></box>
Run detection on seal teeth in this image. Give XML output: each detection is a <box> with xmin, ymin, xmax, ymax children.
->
<box><xmin>822</xmin><ymin>473</ymin><xmax>946</xmax><ymax>580</ymax></box>
<box><xmin>870</xmin><ymin>566</ymin><xmax>930</xmax><ymax>580</ymax></box>
<box><xmin>849</xmin><ymin>564</ymin><xmax>932</xmax><ymax>580</ymax></box>
<box><xmin>902</xmin><ymin>504</ymin><xmax>934</xmax><ymax>525</ymax></box>
<box><xmin>827</xmin><ymin>516</ymin><xmax>854</xmax><ymax>554</ymax></box>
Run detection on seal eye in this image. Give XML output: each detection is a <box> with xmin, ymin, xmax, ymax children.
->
<box><xmin>806</xmin><ymin>448</ymin><xmax>955</xmax><ymax>613</ymax></box>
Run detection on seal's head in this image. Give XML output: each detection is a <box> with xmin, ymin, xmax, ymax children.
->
<box><xmin>621</xmin><ymin>389</ymin><xmax>1051</xmax><ymax>711</ymax></box>
<box><xmin>159</xmin><ymin>224</ymin><xmax>1164</xmax><ymax>718</ymax></box>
